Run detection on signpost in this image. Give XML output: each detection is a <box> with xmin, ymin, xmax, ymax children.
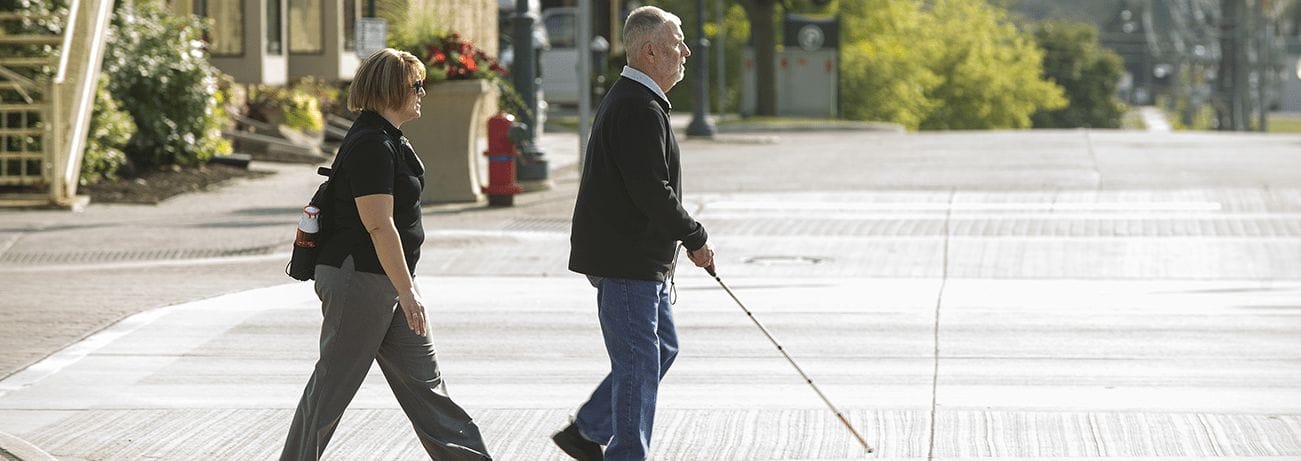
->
<box><xmin>356</xmin><ymin>17</ymin><xmax>387</xmax><ymax>58</ymax></box>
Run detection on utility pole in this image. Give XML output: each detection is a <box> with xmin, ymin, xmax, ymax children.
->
<box><xmin>1257</xmin><ymin>0</ymin><xmax>1271</xmax><ymax>132</ymax></box>
<box><xmin>687</xmin><ymin>0</ymin><xmax>716</xmax><ymax>137</ymax></box>
<box><xmin>1218</xmin><ymin>0</ymin><xmax>1250</xmax><ymax>131</ymax></box>
<box><xmin>1238</xmin><ymin>0</ymin><xmax>1252</xmax><ymax>131</ymax></box>
<box><xmin>513</xmin><ymin>0</ymin><xmax>551</xmax><ymax>186</ymax></box>
<box><xmin>715</xmin><ymin>0</ymin><xmax>726</xmax><ymax>114</ymax></box>
<box><xmin>578</xmin><ymin>0</ymin><xmax>593</xmax><ymax>162</ymax></box>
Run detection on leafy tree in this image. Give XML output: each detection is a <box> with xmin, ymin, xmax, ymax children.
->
<box><xmin>1030</xmin><ymin>21</ymin><xmax>1126</xmax><ymax>128</ymax></box>
<box><xmin>839</xmin><ymin>0</ymin><xmax>940</xmax><ymax>129</ymax></box>
<box><xmin>918</xmin><ymin>0</ymin><xmax>1066</xmax><ymax>130</ymax></box>
<box><xmin>839</xmin><ymin>0</ymin><xmax>1065</xmax><ymax>130</ymax></box>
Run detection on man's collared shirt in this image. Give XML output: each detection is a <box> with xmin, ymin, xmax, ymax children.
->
<box><xmin>620</xmin><ymin>66</ymin><xmax>671</xmax><ymax>110</ymax></box>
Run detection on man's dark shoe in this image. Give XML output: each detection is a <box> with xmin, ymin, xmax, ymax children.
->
<box><xmin>552</xmin><ymin>422</ymin><xmax>603</xmax><ymax>460</ymax></box>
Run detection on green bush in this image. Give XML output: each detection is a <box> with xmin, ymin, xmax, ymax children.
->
<box><xmin>1031</xmin><ymin>21</ymin><xmax>1126</xmax><ymax>128</ymax></box>
<box><xmin>80</xmin><ymin>77</ymin><xmax>133</xmax><ymax>185</ymax></box>
<box><xmin>102</xmin><ymin>0</ymin><xmax>230</xmax><ymax>170</ymax></box>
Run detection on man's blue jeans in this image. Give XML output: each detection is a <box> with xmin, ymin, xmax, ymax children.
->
<box><xmin>574</xmin><ymin>276</ymin><xmax>679</xmax><ymax>461</ymax></box>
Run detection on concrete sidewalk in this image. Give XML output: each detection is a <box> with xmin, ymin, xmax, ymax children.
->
<box><xmin>1</xmin><ymin>275</ymin><xmax>1298</xmax><ymax>459</ymax></box>
<box><xmin>2</xmin><ymin>129</ymin><xmax>1301</xmax><ymax>459</ymax></box>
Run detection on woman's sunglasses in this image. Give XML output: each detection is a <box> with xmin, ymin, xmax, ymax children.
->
<box><xmin>412</xmin><ymin>80</ymin><xmax>426</xmax><ymax>93</ymax></box>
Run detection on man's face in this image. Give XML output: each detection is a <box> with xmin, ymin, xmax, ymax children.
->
<box><xmin>650</xmin><ymin>22</ymin><xmax>691</xmax><ymax>92</ymax></box>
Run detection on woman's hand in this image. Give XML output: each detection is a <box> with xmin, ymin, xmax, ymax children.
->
<box><xmin>397</xmin><ymin>289</ymin><xmax>427</xmax><ymax>336</ymax></box>
<box><xmin>357</xmin><ymin>193</ymin><xmax>424</xmax><ymax>336</ymax></box>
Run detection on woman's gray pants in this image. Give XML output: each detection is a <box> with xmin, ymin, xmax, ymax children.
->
<box><xmin>281</xmin><ymin>257</ymin><xmax>491</xmax><ymax>460</ymax></box>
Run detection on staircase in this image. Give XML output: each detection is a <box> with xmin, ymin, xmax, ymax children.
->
<box><xmin>0</xmin><ymin>0</ymin><xmax>115</xmax><ymax>208</ymax></box>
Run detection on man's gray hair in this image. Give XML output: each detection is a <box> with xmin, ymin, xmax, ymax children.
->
<box><xmin>623</xmin><ymin>6</ymin><xmax>681</xmax><ymax>54</ymax></box>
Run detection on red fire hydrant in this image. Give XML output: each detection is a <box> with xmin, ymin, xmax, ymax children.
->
<box><xmin>483</xmin><ymin>112</ymin><xmax>524</xmax><ymax>206</ymax></box>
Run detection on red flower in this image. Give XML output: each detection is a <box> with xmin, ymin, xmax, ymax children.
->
<box><xmin>459</xmin><ymin>53</ymin><xmax>478</xmax><ymax>73</ymax></box>
<box><xmin>423</xmin><ymin>32</ymin><xmax>502</xmax><ymax>81</ymax></box>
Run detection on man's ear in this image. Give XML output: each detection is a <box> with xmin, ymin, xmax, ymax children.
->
<box><xmin>642</xmin><ymin>40</ymin><xmax>656</xmax><ymax>60</ymax></box>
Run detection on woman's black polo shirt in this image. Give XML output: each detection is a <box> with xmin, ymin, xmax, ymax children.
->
<box><xmin>317</xmin><ymin>111</ymin><xmax>426</xmax><ymax>276</ymax></box>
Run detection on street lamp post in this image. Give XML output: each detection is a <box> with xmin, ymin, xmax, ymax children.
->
<box><xmin>686</xmin><ymin>0</ymin><xmax>716</xmax><ymax>138</ymax></box>
<box><xmin>513</xmin><ymin>0</ymin><xmax>550</xmax><ymax>185</ymax></box>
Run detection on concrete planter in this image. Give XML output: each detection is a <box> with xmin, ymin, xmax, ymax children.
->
<box><xmin>405</xmin><ymin>78</ymin><xmax>492</xmax><ymax>204</ymax></box>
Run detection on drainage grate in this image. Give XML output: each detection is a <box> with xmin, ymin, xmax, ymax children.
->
<box><xmin>0</xmin><ymin>243</ymin><xmax>282</xmax><ymax>265</ymax></box>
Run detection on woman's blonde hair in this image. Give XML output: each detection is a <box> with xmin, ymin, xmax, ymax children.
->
<box><xmin>347</xmin><ymin>48</ymin><xmax>426</xmax><ymax>113</ymax></box>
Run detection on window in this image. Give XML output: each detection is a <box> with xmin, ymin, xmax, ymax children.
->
<box><xmin>196</xmin><ymin>0</ymin><xmax>244</xmax><ymax>56</ymax></box>
<box><xmin>289</xmin><ymin>0</ymin><xmax>323</xmax><ymax>54</ymax></box>
<box><xmin>344</xmin><ymin>0</ymin><xmax>356</xmax><ymax>51</ymax></box>
<box><xmin>544</xmin><ymin>11</ymin><xmax>576</xmax><ymax>49</ymax></box>
<box><xmin>267</xmin><ymin>0</ymin><xmax>283</xmax><ymax>55</ymax></box>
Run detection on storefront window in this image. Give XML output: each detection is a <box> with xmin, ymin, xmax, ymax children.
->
<box><xmin>267</xmin><ymin>0</ymin><xmax>283</xmax><ymax>55</ymax></box>
<box><xmin>289</xmin><ymin>0</ymin><xmax>324</xmax><ymax>54</ymax></box>
<box><xmin>344</xmin><ymin>0</ymin><xmax>357</xmax><ymax>51</ymax></box>
<box><xmin>196</xmin><ymin>0</ymin><xmax>244</xmax><ymax>56</ymax></box>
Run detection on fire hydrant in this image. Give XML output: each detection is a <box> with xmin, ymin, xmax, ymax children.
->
<box><xmin>483</xmin><ymin>112</ymin><xmax>524</xmax><ymax>206</ymax></box>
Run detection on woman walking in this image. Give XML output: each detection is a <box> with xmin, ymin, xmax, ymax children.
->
<box><xmin>281</xmin><ymin>48</ymin><xmax>492</xmax><ymax>461</ymax></box>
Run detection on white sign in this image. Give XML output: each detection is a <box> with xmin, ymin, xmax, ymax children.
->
<box><xmin>356</xmin><ymin>18</ymin><xmax>388</xmax><ymax>58</ymax></box>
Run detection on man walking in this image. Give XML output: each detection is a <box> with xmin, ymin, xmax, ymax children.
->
<box><xmin>553</xmin><ymin>5</ymin><xmax>714</xmax><ymax>461</ymax></box>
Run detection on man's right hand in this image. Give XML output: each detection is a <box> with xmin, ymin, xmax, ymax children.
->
<box><xmin>688</xmin><ymin>243</ymin><xmax>715</xmax><ymax>270</ymax></box>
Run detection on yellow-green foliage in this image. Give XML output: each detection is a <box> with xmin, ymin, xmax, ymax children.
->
<box><xmin>840</xmin><ymin>0</ymin><xmax>1066</xmax><ymax>130</ymax></box>
<box><xmin>840</xmin><ymin>0</ymin><xmax>941</xmax><ymax>130</ymax></box>
<box><xmin>81</xmin><ymin>77</ymin><xmax>135</xmax><ymax>185</ymax></box>
<box><xmin>921</xmin><ymin>0</ymin><xmax>1066</xmax><ymax>129</ymax></box>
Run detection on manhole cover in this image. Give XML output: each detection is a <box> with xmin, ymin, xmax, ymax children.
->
<box><xmin>743</xmin><ymin>255</ymin><xmax>827</xmax><ymax>266</ymax></box>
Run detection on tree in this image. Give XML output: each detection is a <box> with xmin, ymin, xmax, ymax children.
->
<box><xmin>918</xmin><ymin>0</ymin><xmax>1066</xmax><ymax>130</ymax></box>
<box><xmin>839</xmin><ymin>0</ymin><xmax>940</xmax><ymax>129</ymax></box>
<box><xmin>735</xmin><ymin>0</ymin><xmax>779</xmax><ymax>115</ymax></box>
<box><xmin>838</xmin><ymin>0</ymin><xmax>1066</xmax><ymax>130</ymax></box>
<box><xmin>734</xmin><ymin>0</ymin><xmax>833</xmax><ymax>116</ymax></box>
<box><xmin>1031</xmin><ymin>21</ymin><xmax>1126</xmax><ymax>128</ymax></box>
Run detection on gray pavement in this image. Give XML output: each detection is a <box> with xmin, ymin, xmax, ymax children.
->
<box><xmin>1</xmin><ymin>128</ymin><xmax>1300</xmax><ymax>459</ymax></box>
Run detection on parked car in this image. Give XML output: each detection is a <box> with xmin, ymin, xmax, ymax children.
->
<box><xmin>541</xmin><ymin>7</ymin><xmax>579</xmax><ymax>107</ymax></box>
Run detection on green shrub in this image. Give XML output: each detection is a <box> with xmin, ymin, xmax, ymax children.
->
<box><xmin>102</xmin><ymin>0</ymin><xmax>230</xmax><ymax>170</ymax></box>
<box><xmin>80</xmin><ymin>77</ymin><xmax>133</xmax><ymax>185</ymax></box>
<box><xmin>1031</xmin><ymin>21</ymin><xmax>1126</xmax><ymax>129</ymax></box>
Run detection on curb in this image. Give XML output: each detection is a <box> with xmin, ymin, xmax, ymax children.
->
<box><xmin>0</xmin><ymin>431</ymin><xmax>56</xmax><ymax>461</ymax></box>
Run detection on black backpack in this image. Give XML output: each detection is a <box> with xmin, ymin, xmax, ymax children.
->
<box><xmin>286</xmin><ymin>165</ymin><xmax>338</xmax><ymax>281</ymax></box>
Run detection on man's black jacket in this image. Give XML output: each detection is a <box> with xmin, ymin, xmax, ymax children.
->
<box><xmin>569</xmin><ymin>76</ymin><xmax>708</xmax><ymax>282</ymax></box>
